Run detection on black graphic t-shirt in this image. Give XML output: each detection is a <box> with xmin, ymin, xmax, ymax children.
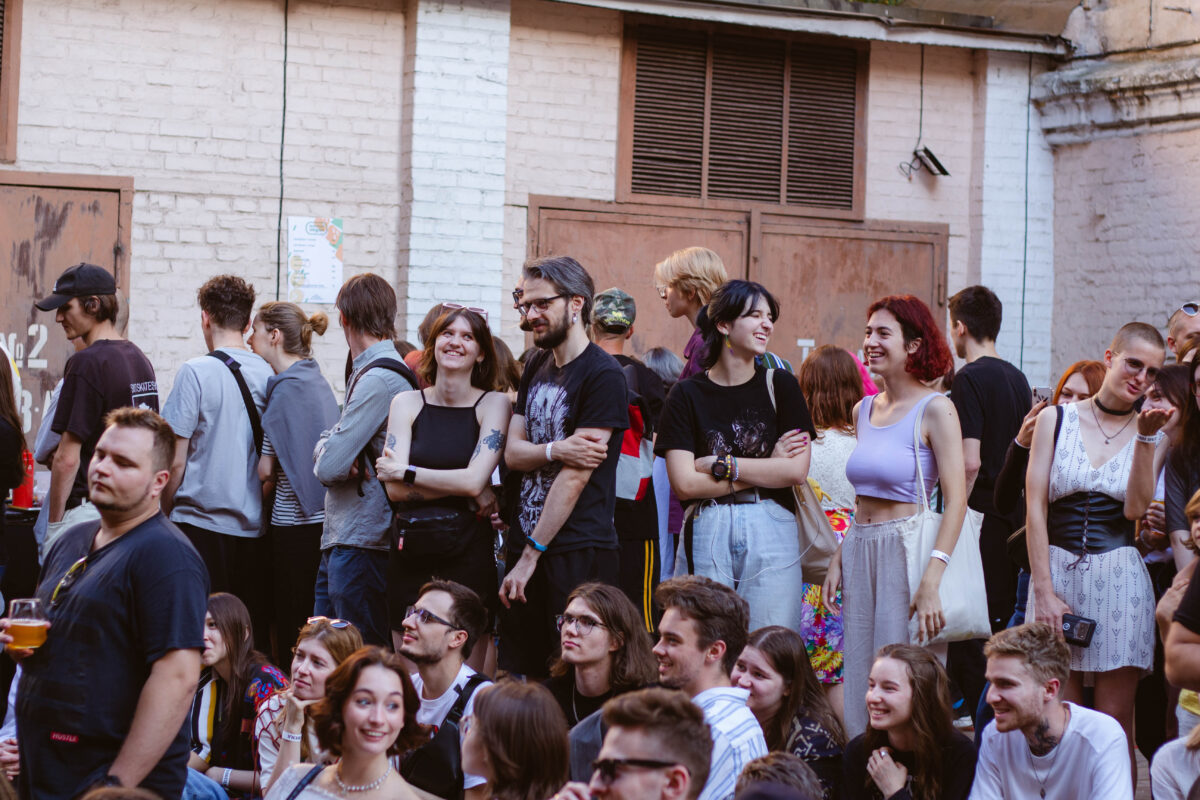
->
<box><xmin>52</xmin><ymin>339</ymin><xmax>160</xmax><ymax>504</ymax></box>
<box><xmin>514</xmin><ymin>343</ymin><xmax>629</xmax><ymax>553</ymax></box>
<box><xmin>656</xmin><ymin>367</ymin><xmax>815</xmax><ymax>510</ymax></box>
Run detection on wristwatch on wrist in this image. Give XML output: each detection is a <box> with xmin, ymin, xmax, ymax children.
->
<box><xmin>711</xmin><ymin>455</ymin><xmax>729</xmax><ymax>482</ymax></box>
<box><xmin>402</xmin><ymin>467</ymin><xmax>417</xmax><ymax>486</ymax></box>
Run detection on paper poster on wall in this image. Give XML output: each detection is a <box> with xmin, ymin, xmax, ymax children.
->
<box><xmin>287</xmin><ymin>217</ymin><xmax>344</xmax><ymax>304</ymax></box>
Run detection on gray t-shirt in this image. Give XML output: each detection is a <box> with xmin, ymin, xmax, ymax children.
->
<box><xmin>162</xmin><ymin>347</ymin><xmax>274</xmax><ymax>537</ymax></box>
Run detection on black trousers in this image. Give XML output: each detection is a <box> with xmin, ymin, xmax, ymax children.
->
<box><xmin>270</xmin><ymin>522</ymin><xmax>324</xmax><ymax>656</ymax></box>
<box><xmin>178</xmin><ymin>524</ymin><xmax>272</xmax><ymax>654</ymax></box>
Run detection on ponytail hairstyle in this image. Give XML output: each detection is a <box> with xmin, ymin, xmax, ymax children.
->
<box><xmin>256</xmin><ymin>302</ymin><xmax>329</xmax><ymax>358</ymax></box>
<box><xmin>698</xmin><ymin>280</ymin><xmax>779</xmax><ymax>370</ymax></box>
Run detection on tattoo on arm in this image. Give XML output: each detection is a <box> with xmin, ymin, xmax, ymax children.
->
<box><xmin>483</xmin><ymin>429</ymin><xmax>506</xmax><ymax>453</ymax></box>
<box><xmin>386</xmin><ymin>433</ymin><xmax>397</xmax><ymax>450</ymax></box>
<box><xmin>404</xmin><ymin>490</ymin><xmax>426</xmax><ymax>502</ymax></box>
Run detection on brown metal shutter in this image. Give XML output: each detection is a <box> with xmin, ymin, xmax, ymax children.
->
<box><xmin>630</xmin><ymin>26</ymin><xmax>706</xmax><ymax>198</ymax></box>
<box><xmin>1</xmin><ymin>0</ymin><xmax>6</xmax><ymax>71</ymax></box>
<box><xmin>628</xmin><ymin>26</ymin><xmax>859</xmax><ymax>212</ymax></box>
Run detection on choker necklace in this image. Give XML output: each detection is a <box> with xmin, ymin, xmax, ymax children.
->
<box><xmin>1090</xmin><ymin>400</ymin><xmax>1134</xmax><ymax>445</ymax></box>
<box><xmin>335</xmin><ymin>762</ymin><xmax>390</xmax><ymax>795</ymax></box>
<box><xmin>1093</xmin><ymin>396</ymin><xmax>1134</xmax><ymax>416</ymax></box>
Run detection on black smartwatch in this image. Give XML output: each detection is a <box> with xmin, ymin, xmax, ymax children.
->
<box><xmin>711</xmin><ymin>455</ymin><xmax>729</xmax><ymax>482</ymax></box>
<box><xmin>402</xmin><ymin>467</ymin><xmax>417</xmax><ymax>486</ymax></box>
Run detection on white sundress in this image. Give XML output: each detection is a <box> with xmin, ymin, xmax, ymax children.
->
<box><xmin>1028</xmin><ymin>403</ymin><xmax>1155</xmax><ymax>674</ymax></box>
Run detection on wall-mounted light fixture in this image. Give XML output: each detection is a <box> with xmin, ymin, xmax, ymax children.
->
<box><xmin>914</xmin><ymin>146</ymin><xmax>950</xmax><ymax>176</ymax></box>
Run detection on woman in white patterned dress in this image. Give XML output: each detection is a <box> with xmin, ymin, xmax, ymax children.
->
<box><xmin>1026</xmin><ymin>322</ymin><xmax>1167</xmax><ymax>780</ymax></box>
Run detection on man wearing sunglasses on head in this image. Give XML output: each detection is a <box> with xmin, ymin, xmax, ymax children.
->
<box><xmin>0</xmin><ymin>407</ymin><xmax>208</xmax><ymax>800</ymax></box>
<box><xmin>1167</xmin><ymin>301</ymin><xmax>1200</xmax><ymax>364</ymax></box>
<box><xmin>500</xmin><ymin>256</ymin><xmax>629</xmax><ymax>679</ymax></box>
<box><xmin>557</xmin><ymin>687</ymin><xmax>711</xmax><ymax>800</ymax></box>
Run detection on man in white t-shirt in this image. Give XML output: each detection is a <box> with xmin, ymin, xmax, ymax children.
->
<box><xmin>970</xmin><ymin>623</ymin><xmax>1133</xmax><ymax>800</ymax></box>
<box><xmin>398</xmin><ymin>580</ymin><xmax>492</xmax><ymax>800</ymax></box>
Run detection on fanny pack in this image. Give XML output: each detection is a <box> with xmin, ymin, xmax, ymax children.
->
<box><xmin>391</xmin><ymin>504</ymin><xmax>480</xmax><ymax>559</ymax></box>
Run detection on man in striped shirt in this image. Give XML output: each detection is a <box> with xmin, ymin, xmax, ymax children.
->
<box><xmin>653</xmin><ymin>577</ymin><xmax>766</xmax><ymax>800</ymax></box>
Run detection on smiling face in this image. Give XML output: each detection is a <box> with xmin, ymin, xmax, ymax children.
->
<box><xmin>434</xmin><ymin>315</ymin><xmax>484</xmax><ymax>374</ymax></box>
<box><xmin>341</xmin><ymin>664</ymin><xmax>406</xmax><ymax>758</ymax></box>
<box><xmin>559</xmin><ymin>598</ymin><xmax>618</xmax><ymax>669</ymax></box>
<box><xmin>291</xmin><ymin>637</ymin><xmax>337</xmax><ymax>701</ymax></box>
<box><xmin>863</xmin><ymin>309</ymin><xmax>915</xmax><ymax>379</ymax></box>
<box><xmin>202</xmin><ymin>612</ymin><xmax>228</xmax><ymax>668</ymax></box>
<box><xmin>522</xmin><ymin>277</ymin><xmax>574</xmax><ymax>349</ymax></box>
<box><xmin>653</xmin><ymin>609</ymin><xmax>711</xmax><ymax>695</ymax></box>
<box><xmin>984</xmin><ymin>654</ymin><xmax>1053</xmax><ymax>734</ymax></box>
<box><xmin>731</xmin><ymin>645</ymin><xmax>788</xmax><ymax>722</ymax></box>
<box><xmin>865</xmin><ymin>657</ymin><xmax>914</xmax><ymax>733</ymax></box>
<box><xmin>717</xmin><ymin>296</ymin><xmax>774</xmax><ymax>358</ymax></box>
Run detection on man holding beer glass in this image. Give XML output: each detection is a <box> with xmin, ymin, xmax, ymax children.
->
<box><xmin>0</xmin><ymin>407</ymin><xmax>208</xmax><ymax>800</ymax></box>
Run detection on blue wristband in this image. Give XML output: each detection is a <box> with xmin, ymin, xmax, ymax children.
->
<box><xmin>525</xmin><ymin>535</ymin><xmax>547</xmax><ymax>553</ymax></box>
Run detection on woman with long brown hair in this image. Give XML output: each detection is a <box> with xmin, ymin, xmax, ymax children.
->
<box><xmin>842</xmin><ymin>644</ymin><xmax>975</xmax><ymax>800</ymax></box>
<box><xmin>543</xmin><ymin>582</ymin><xmax>656</xmax><ymax>727</ymax></box>
<box><xmin>797</xmin><ymin>346</ymin><xmax>865</xmax><ymax>721</ymax></box>
<box><xmin>732</xmin><ymin>626</ymin><xmax>845</xmax><ymax>798</ymax></box>
<box><xmin>460</xmin><ymin>681</ymin><xmax>569</xmax><ymax>800</ymax></box>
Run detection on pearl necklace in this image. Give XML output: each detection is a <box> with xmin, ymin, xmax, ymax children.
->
<box><xmin>335</xmin><ymin>763</ymin><xmax>390</xmax><ymax>796</ymax></box>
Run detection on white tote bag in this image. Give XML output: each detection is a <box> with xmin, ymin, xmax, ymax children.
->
<box><xmin>903</xmin><ymin>404</ymin><xmax>991</xmax><ymax>644</ymax></box>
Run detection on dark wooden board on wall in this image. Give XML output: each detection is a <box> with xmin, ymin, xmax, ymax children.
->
<box><xmin>528</xmin><ymin>195</ymin><xmax>947</xmax><ymax>367</ymax></box>
<box><xmin>0</xmin><ymin>172</ymin><xmax>133</xmax><ymax>442</ymax></box>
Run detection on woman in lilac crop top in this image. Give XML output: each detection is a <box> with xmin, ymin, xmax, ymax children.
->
<box><xmin>819</xmin><ymin>295</ymin><xmax>967</xmax><ymax>738</ymax></box>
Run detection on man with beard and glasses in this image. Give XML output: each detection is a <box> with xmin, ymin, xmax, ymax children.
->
<box><xmin>397</xmin><ymin>580</ymin><xmax>492</xmax><ymax>800</ymax></box>
<box><xmin>970</xmin><ymin>623</ymin><xmax>1132</xmax><ymax>799</ymax></box>
<box><xmin>499</xmin><ymin>256</ymin><xmax>629</xmax><ymax>678</ymax></box>
<box><xmin>1</xmin><ymin>408</ymin><xmax>208</xmax><ymax>800</ymax></box>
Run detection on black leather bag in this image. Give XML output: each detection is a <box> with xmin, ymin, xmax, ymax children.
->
<box><xmin>391</xmin><ymin>505</ymin><xmax>479</xmax><ymax>559</ymax></box>
<box><xmin>401</xmin><ymin>673</ymin><xmax>489</xmax><ymax>800</ymax></box>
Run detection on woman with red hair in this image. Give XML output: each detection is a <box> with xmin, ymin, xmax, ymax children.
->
<box><xmin>821</xmin><ymin>295</ymin><xmax>967</xmax><ymax>737</ymax></box>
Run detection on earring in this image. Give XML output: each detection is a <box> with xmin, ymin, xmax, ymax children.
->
<box><xmin>572</xmin><ymin>312</ymin><xmax>578</xmax><ymax>325</ymax></box>
<box><xmin>725</xmin><ymin>335</ymin><xmax>733</xmax><ymax>351</ymax></box>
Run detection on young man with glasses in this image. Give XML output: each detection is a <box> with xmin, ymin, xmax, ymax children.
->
<box><xmin>499</xmin><ymin>256</ymin><xmax>629</xmax><ymax>678</ymax></box>
<box><xmin>557</xmin><ymin>687</ymin><xmax>712</xmax><ymax>800</ymax></box>
<box><xmin>1</xmin><ymin>407</ymin><xmax>208</xmax><ymax>799</ymax></box>
<box><xmin>398</xmin><ymin>580</ymin><xmax>491</xmax><ymax>800</ymax></box>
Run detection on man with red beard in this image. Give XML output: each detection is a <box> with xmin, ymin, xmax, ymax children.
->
<box><xmin>971</xmin><ymin>623</ymin><xmax>1131</xmax><ymax>799</ymax></box>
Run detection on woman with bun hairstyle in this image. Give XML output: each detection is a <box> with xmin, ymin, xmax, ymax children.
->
<box><xmin>656</xmin><ymin>279</ymin><xmax>816</xmax><ymax>632</ymax></box>
<box><xmin>821</xmin><ymin>295</ymin><xmax>966</xmax><ymax>738</ymax></box>
<box><xmin>249</xmin><ymin>302</ymin><xmax>341</xmax><ymax>647</ymax></box>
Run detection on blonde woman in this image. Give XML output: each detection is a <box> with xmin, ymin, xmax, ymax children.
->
<box><xmin>653</xmin><ymin>246</ymin><xmax>728</xmax><ymax>380</ymax></box>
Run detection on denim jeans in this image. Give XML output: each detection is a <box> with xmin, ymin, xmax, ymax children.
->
<box><xmin>677</xmin><ymin>498</ymin><xmax>805</xmax><ymax>631</ymax></box>
<box><xmin>313</xmin><ymin>545</ymin><xmax>390</xmax><ymax>646</ymax></box>
<box><xmin>182</xmin><ymin>768</ymin><xmax>228</xmax><ymax>800</ymax></box>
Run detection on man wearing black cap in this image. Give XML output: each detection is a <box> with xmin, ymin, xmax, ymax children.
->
<box><xmin>35</xmin><ymin>263</ymin><xmax>158</xmax><ymax>552</ymax></box>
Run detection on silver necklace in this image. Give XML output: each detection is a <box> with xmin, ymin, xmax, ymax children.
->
<box><xmin>335</xmin><ymin>762</ymin><xmax>390</xmax><ymax>795</ymax></box>
<box><xmin>1089</xmin><ymin>399</ymin><xmax>1134</xmax><ymax>445</ymax></box>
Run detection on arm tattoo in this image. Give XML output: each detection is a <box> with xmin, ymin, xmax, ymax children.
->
<box><xmin>404</xmin><ymin>490</ymin><xmax>426</xmax><ymax>502</ymax></box>
<box><xmin>386</xmin><ymin>433</ymin><xmax>397</xmax><ymax>450</ymax></box>
<box><xmin>483</xmin><ymin>429</ymin><xmax>506</xmax><ymax>453</ymax></box>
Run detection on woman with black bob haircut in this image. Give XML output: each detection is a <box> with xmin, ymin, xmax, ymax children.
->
<box><xmin>376</xmin><ymin>305</ymin><xmax>512</xmax><ymax>666</ymax></box>
<box><xmin>266</xmin><ymin>647</ymin><xmax>427</xmax><ymax>800</ymax></box>
<box><xmin>656</xmin><ymin>279</ymin><xmax>816</xmax><ymax>632</ymax></box>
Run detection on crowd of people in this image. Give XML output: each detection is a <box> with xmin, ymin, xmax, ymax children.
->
<box><xmin>0</xmin><ymin>250</ymin><xmax>1199</xmax><ymax>800</ymax></box>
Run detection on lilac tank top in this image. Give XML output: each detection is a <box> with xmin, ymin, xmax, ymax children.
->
<box><xmin>844</xmin><ymin>393</ymin><xmax>940</xmax><ymax>503</ymax></box>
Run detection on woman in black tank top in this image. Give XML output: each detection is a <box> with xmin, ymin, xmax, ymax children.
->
<box><xmin>376</xmin><ymin>308</ymin><xmax>512</xmax><ymax>667</ymax></box>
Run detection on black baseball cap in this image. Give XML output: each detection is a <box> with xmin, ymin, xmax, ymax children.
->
<box><xmin>35</xmin><ymin>263</ymin><xmax>117</xmax><ymax>311</ymax></box>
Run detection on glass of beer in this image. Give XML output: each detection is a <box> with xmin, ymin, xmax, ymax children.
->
<box><xmin>7</xmin><ymin>599</ymin><xmax>48</xmax><ymax>651</ymax></box>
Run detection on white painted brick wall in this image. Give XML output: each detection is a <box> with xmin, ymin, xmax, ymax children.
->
<box><xmin>10</xmin><ymin>0</ymin><xmax>404</xmax><ymax>398</ymax></box>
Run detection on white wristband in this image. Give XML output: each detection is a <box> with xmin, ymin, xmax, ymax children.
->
<box><xmin>546</xmin><ymin>441</ymin><xmax>554</xmax><ymax>462</ymax></box>
<box><xmin>281</xmin><ymin>730</ymin><xmax>303</xmax><ymax>743</ymax></box>
<box><xmin>222</xmin><ymin>768</ymin><xmax>232</xmax><ymax>789</ymax></box>
<box><xmin>930</xmin><ymin>549</ymin><xmax>951</xmax><ymax>565</ymax></box>
<box><xmin>1135</xmin><ymin>433</ymin><xmax>1158</xmax><ymax>444</ymax></box>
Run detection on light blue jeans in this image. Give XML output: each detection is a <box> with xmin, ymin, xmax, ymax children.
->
<box><xmin>676</xmin><ymin>498</ymin><xmax>805</xmax><ymax>632</ymax></box>
<box><xmin>183</xmin><ymin>767</ymin><xmax>229</xmax><ymax>800</ymax></box>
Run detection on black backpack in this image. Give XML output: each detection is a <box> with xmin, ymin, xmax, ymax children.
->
<box><xmin>342</xmin><ymin>350</ymin><xmax>418</xmax><ymax>496</ymax></box>
<box><xmin>400</xmin><ymin>673</ymin><xmax>489</xmax><ymax>800</ymax></box>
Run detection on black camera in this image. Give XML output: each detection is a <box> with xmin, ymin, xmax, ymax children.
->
<box><xmin>1062</xmin><ymin>614</ymin><xmax>1097</xmax><ymax>648</ymax></box>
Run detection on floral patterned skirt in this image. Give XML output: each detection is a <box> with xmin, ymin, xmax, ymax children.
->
<box><xmin>800</xmin><ymin>508</ymin><xmax>850</xmax><ymax>684</ymax></box>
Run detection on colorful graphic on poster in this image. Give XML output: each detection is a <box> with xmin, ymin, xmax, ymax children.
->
<box><xmin>287</xmin><ymin>217</ymin><xmax>344</xmax><ymax>304</ymax></box>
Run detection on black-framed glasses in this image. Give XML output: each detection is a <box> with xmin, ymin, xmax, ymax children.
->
<box><xmin>556</xmin><ymin>613</ymin><xmax>606</xmax><ymax>636</ymax></box>
<box><xmin>50</xmin><ymin>556</ymin><xmax>88</xmax><ymax>610</ymax></box>
<box><xmin>307</xmin><ymin>615</ymin><xmax>352</xmax><ymax>629</ymax></box>
<box><xmin>591</xmin><ymin>758</ymin><xmax>679</xmax><ymax>786</ymax></box>
<box><xmin>442</xmin><ymin>303</ymin><xmax>489</xmax><ymax>321</ymax></box>
<box><xmin>404</xmin><ymin>605</ymin><xmax>462</xmax><ymax>630</ymax></box>
<box><xmin>516</xmin><ymin>295</ymin><xmax>565</xmax><ymax>316</ymax></box>
<box><xmin>1118</xmin><ymin>355</ymin><xmax>1160</xmax><ymax>383</ymax></box>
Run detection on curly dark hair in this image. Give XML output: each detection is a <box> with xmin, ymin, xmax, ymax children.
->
<box><xmin>197</xmin><ymin>275</ymin><xmax>256</xmax><ymax>332</ymax></box>
<box><xmin>311</xmin><ymin>647</ymin><xmax>429</xmax><ymax>757</ymax></box>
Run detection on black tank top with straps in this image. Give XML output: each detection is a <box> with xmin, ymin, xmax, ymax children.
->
<box><xmin>408</xmin><ymin>389</ymin><xmax>483</xmax><ymax>471</ymax></box>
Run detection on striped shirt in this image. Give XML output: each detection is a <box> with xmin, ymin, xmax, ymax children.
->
<box><xmin>693</xmin><ymin>687</ymin><xmax>767</xmax><ymax>800</ymax></box>
<box><xmin>264</xmin><ymin>433</ymin><xmax>323</xmax><ymax>526</ymax></box>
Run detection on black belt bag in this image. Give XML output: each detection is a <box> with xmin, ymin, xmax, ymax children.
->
<box><xmin>391</xmin><ymin>505</ymin><xmax>479</xmax><ymax>559</ymax></box>
<box><xmin>401</xmin><ymin>673</ymin><xmax>488</xmax><ymax>800</ymax></box>
<box><xmin>1047</xmin><ymin>492</ymin><xmax>1135</xmax><ymax>557</ymax></box>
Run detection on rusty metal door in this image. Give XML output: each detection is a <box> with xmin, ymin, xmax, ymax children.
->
<box><xmin>530</xmin><ymin>197</ymin><xmax>749</xmax><ymax>357</ymax></box>
<box><xmin>0</xmin><ymin>173</ymin><xmax>133</xmax><ymax>441</ymax></box>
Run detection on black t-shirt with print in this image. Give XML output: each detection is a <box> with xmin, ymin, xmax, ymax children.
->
<box><xmin>656</xmin><ymin>366</ymin><xmax>815</xmax><ymax>510</ymax></box>
<box><xmin>513</xmin><ymin>343</ymin><xmax>629</xmax><ymax>553</ymax></box>
<box><xmin>51</xmin><ymin>339</ymin><xmax>159</xmax><ymax>504</ymax></box>
<box><xmin>950</xmin><ymin>356</ymin><xmax>1031</xmax><ymax>519</ymax></box>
